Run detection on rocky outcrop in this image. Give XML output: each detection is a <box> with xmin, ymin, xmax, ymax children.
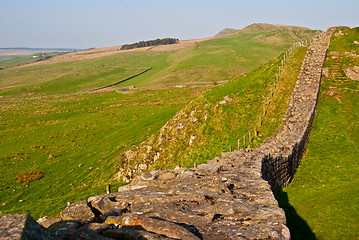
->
<box><xmin>0</xmin><ymin>27</ymin><xmax>343</xmax><ymax>239</ymax></box>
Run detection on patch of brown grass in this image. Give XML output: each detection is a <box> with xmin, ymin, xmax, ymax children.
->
<box><xmin>14</xmin><ymin>171</ymin><xmax>44</xmax><ymax>183</ymax></box>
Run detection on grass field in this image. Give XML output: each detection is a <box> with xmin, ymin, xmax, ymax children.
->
<box><xmin>276</xmin><ymin>27</ymin><xmax>359</xmax><ymax>240</ymax></box>
<box><xmin>0</xmin><ymin>52</ymin><xmax>66</xmax><ymax>69</ymax></box>
<box><xmin>0</xmin><ymin>25</ymin><xmax>318</xmax><ymax>218</ymax></box>
<box><xmin>0</xmin><ymin>87</ymin><xmax>207</xmax><ymax>217</ymax></box>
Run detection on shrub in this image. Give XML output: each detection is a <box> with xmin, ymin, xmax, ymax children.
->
<box><xmin>14</xmin><ymin>171</ymin><xmax>44</xmax><ymax>183</ymax></box>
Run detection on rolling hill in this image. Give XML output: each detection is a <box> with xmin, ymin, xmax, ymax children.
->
<box><xmin>0</xmin><ymin>23</ymin><xmax>319</xmax><ymax>219</ymax></box>
<box><xmin>216</xmin><ymin>23</ymin><xmax>311</xmax><ymax>36</ymax></box>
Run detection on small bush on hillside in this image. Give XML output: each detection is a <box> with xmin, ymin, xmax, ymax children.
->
<box><xmin>14</xmin><ymin>171</ymin><xmax>44</xmax><ymax>183</ymax></box>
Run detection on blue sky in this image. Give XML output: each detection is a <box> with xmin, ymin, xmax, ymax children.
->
<box><xmin>0</xmin><ymin>0</ymin><xmax>358</xmax><ymax>49</ymax></box>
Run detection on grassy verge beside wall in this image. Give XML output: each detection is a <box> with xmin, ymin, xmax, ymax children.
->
<box><xmin>276</xmin><ymin>27</ymin><xmax>359</xmax><ymax>240</ymax></box>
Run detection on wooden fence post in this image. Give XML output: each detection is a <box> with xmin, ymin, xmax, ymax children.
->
<box><xmin>263</xmin><ymin>104</ymin><xmax>266</xmax><ymax>116</ymax></box>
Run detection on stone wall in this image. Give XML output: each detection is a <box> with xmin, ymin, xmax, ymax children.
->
<box><xmin>0</xmin><ymin>28</ymin><xmax>339</xmax><ymax>240</ymax></box>
<box><xmin>260</xmin><ymin>29</ymin><xmax>333</xmax><ymax>192</ymax></box>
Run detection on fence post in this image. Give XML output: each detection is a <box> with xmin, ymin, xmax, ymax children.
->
<box><xmin>248</xmin><ymin>130</ymin><xmax>251</xmax><ymax>144</ymax></box>
<box><xmin>243</xmin><ymin>135</ymin><xmax>246</xmax><ymax>149</ymax></box>
<box><xmin>263</xmin><ymin>104</ymin><xmax>266</xmax><ymax>116</ymax></box>
<box><xmin>106</xmin><ymin>185</ymin><xmax>111</xmax><ymax>194</ymax></box>
<box><xmin>238</xmin><ymin>139</ymin><xmax>240</xmax><ymax>151</ymax></box>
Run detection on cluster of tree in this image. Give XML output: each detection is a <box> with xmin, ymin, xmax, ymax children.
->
<box><xmin>121</xmin><ymin>38</ymin><xmax>179</xmax><ymax>50</ymax></box>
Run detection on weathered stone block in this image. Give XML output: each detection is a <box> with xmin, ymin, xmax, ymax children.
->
<box><xmin>197</xmin><ymin>163</ymin><xmax>223</xmax><ymax>175</ymax></box>
<box><xmin>37</xmin><ymin>216</ymin><xmax>62</xmax><ymax>228</ymax></box>
<box><xmin>60</xmin><ymin>200</ymin><xmax>95</xmax><ymax>222</ymax></box>
<box><xmin>0</xmin><ymin>214</ymin><xmax>56</xmax><ymax>240</ymax></box>
<box><xmin>88</xmin><ymin>196</ymin><xmax>128</xmax><ymax>215</ymax></box>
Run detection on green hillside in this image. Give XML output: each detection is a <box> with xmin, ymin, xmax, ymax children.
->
<box><xmin>238</xmin><ymin>23</ymin><xmax>310</xmax><ymax>34</ymax></box>
<box><xmin>0</xmin><ymin>52</ymin><xmax>67</xmax><ymax>69</ymax></box>
<box><xmin>216</xmin><ymin>23</ymin><xmax>311</xmax><ymax>36</ymax></box>
<box><xmin>277</xmin><ymin>27</ymin><xmax>359</xmax><ymax>240</ymax></box>
<box><xmin>0</xmin><ymin>26</ymin><xmax>317</xmax><ymax>96</ymax></box>
<box><xmin>118</xmin><ymin>46</ymin><xmax>308</xmax><ymax>177</ymax></box>
<box><xmin>0</xmin><ymin>24</ymin><xmax>318</xmax><ymax>218</ymax></box>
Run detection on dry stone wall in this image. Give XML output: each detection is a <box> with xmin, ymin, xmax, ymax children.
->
<box><xmin>260</xmin><ymin>28</ymin><xmax>333</xmax><ymax>192</ymax></box>
<box><xmin>0</xmin><ymin>28</ymin><xmax>340</xmax><ymax>240</ymax></box>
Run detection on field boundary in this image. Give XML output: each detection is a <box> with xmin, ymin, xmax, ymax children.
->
<box><xmin>90</xmin><ymin>67</ymin><xmax>152</xmax><ymax>92</ymax></box>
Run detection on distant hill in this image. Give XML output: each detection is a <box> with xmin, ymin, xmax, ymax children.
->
<box><xmin>0</xmin><ymin>48</ymin><xmax>80</xmax><ymax>57</ymax></box>
<box><xmin>215</xmin><ymin>28</ymin><xmax>240</xmax><ymax>37</ymax></box>
<box><xmin>216</xmin><ymin>23</ymin><xmax>312</xmax><ymax>36</ymax></box>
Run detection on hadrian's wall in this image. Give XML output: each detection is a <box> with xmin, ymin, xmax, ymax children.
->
<box><xmin>260</xmin><ymin>28</ymin><xmax>333</xmax><ymax>192</ymax></box>
<box><xmin>0</xmin><ymin>28</ymin><xmax>341</xmax><ymax>240</ymax></box>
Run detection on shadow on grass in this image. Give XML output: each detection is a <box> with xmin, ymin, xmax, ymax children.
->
<box><xmin>276</xmin><ymin>190</ymin><xmax>317</xmax><ymax>240</ymax></box>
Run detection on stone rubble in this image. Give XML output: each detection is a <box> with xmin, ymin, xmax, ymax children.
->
<box><xmin>0</xmin><ymin>27</ymin><xmax>345</xmax><ymax>240</ymax></box>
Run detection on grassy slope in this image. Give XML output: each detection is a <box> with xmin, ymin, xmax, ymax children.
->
<box><xmin>0</xmin><ymin>26</ymin><xmax>318</xmax><ymax>218</ymax></box>
<box><xmin>119</xmin><ymin>46</ymin><xmax>308</xmax><ymax>177</ymax></box>
<box><xmin>187</xmin><ymin>46</ymin><xmax>309</xmax><ymax>163</ymax></box>
<box><xmin>0</xmin><ymin>29</ymin><xmax>316</xmax><ymax>95</ymax></box>
<box><xmin>277</xmin><ymin>27</ymin><xmax>359</xmax><ymax>240</ymax></box>
<box><xmin>0</xmin><ymin>87</ymin><xmax>206</xmax><ymax>217</ymax></box>
<box><xmin>0</xmin><ymin>52</ymin><xmax>169</xmax><ymax>95</ymax></box>
<box><xmin>216</xmin><ymin>23</ymin><xmax>311</xmax><ymax>37</ymax></box>
<box><xmin>0</xmin><ymin>52</ymin><xmax>65</xmax><ymax>69</ymax></box>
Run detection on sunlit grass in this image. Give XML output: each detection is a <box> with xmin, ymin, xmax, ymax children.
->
<box><xmin>277</xmin><ymin>27</ymin><xmax>359</xmax><ymax>240</ymax></box>
<box><xmin>0</xmin><ymin>87</ymin><xmax>206</xmax><ymax>218</ymax></box>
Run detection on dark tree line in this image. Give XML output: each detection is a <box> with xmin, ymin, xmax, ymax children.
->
<box><xmin>121</xmin><ymin>38</ymin><xmax>179</xmax><ymax>50</ymax></box>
